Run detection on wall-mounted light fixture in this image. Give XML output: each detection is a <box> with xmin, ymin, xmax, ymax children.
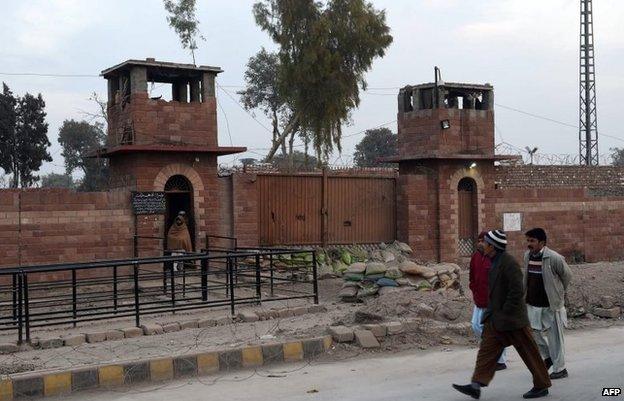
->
<box><xmin>469</xmin><ymin>162</ymin><xmax>477</xmax><ymax>169</ymax></box>
<box><xmin>440</xmin><ymin>119</ymin><xmax>451</xmax><ymax>129</ymax></box>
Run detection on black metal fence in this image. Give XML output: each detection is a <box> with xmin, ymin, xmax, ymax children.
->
<box><xmin>0</xmin><ymin>248</ymin><xmax>318</xmax><ymax>344</ymax></box>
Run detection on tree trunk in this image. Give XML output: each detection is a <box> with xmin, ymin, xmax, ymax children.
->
<box><xmin>288</xmin><ymin>129</ymin><xmax>295</xmax><ymax>170</ymax></box>
<box><xmin>264</xmin><ymin>113</ymin><xmax>300</xmax><ymax>162</ymax></box>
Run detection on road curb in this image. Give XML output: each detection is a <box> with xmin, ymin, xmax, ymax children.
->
<box><xmin>0</xmin><ymin>335</ymin><xmax>333</xmax><ymax>400</ymax></box>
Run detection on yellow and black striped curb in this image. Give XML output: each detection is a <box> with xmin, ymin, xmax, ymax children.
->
<box><xmin>0</xmin><ymin>336</ymin><xmax>333</xmax><ymax>400</ymax></box>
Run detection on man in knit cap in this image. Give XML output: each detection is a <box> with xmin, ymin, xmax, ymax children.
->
<box><xmin>524</xmin><ymin>228</ymin><xmax>572</xmax><ymax>380</ymax></box>
<box><xmin>469</xmin><ymin>231</ymin><xmax>507</xmax><ymax>371</ymax></box>
<box><xmin>453</xmin><ymin>230</ymin><xmax>551</xmax><ymax>399</ymax></box>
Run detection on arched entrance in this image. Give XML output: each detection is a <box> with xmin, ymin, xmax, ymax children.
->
<box><xmin>457</xmin><ymin>177</ymin><xmax>478</xmax><ymax>256</ymax></box>
<box><xmin>165</xmin><ymin>175</ymin><xmax>195</xmax><ymax>250</ymax></box>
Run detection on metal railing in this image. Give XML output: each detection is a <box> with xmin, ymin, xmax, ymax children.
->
<box><xmin>0</xmin><ymin>248</ymin><xmax>318</xmax><ymax>344</ymax></box>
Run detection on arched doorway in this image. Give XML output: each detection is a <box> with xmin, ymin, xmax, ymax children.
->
<box><xmin>457</xmin><ymin>177</ymin><xmax>478</xmax><ymax>256</ymax></box>
<box><xmin>165</xmin><ymin>175</ymin><xmax>195</xmax><ymax>250</ymax></box>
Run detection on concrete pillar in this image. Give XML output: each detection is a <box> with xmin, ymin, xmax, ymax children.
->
<box><xmin>482</xmin><ymin>90</ymin><xmax>494</xmax><ymax>111</ymax></box>
<box><xmin>173</xmin><ymin>81</ymin><xmax>188</xmax><ymax>102</ymax></box>
<box><xmin>202</xmin><ymin>73</ymin><xmax>216</xmax><ymax>98</ymax></box>
<box><xmin>107</xmin><ymin>78</ymin><xmax>119</xmax><ymax>105</ymax></box>
<box><xmin>130</xmin><ymin>66</ymin><xmax>147</xmax><ymax>94</ymax></box>
<box><xmin>190</xmin><ymin>79</ymin><xmax>201</xmax><ymax>102</ymax></box>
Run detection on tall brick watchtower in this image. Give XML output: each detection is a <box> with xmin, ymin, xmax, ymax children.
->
<box><xmin>99</xmin><ymin>58</ymin><xmax>245</xmax><ymax>251</ymax></box>
<box><xmin>387</xmin><ymin>79</ymin><xmax>516</xmax><ymax>262</ymax></box>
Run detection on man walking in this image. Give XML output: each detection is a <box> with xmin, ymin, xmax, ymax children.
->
<box><xmin>453</xmin><ymin>230</ymin><xmax>551</xmax><ymax>399</ymax></box>
<box><xmin>524</xmin><ymin>228</ymin><xmax>572</xmax><ymax>380</ymax></box>
<box><xmin>469</xmin><ymin>231</ymin><xmax>507</xmax><ymax>371</ymax></box>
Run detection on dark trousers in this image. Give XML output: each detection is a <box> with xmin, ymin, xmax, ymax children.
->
<box><xmin>472</xmin><ymin>322</ymin><xmax>551</xmax><ymax>389</ymax></box>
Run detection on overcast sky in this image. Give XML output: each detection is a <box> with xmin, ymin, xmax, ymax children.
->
<box><xmin>2</xmin><ymin>0</ymin><xmax>624</xmax><ymax>176</ymax></box>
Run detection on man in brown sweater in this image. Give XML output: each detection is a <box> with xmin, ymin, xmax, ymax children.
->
<box><xmin>452</xmin><ymin>230</ymin><xmax>551</xmax><ymax>399</ymax></box>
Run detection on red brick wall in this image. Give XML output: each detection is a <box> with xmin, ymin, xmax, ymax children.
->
<box><xmin>0</xmin><ymin>188</ymin><xmax>133</xmax><ymax>269</ymax></box>
<box><xmin>107</xmin><ymin>93</ymin><xmax>217</xmax><ymax>147</ymax></box>
<box><xmin>231</xmin><ymin>173</ymin><xmax>259</xmax><ymax>248</ymax></box>
<box><xmin>398</xmin><ymin>108</ymin><xmax>494</xmax><ymax>157</ymax></box>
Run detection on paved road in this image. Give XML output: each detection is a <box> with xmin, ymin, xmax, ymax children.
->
<box><xmin>69</xmin><ymin>326</ymin><xmax>624</xmax><ymax>401</ymax></box>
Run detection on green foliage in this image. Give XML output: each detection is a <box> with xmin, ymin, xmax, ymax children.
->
<box><xmin>41</xmin><ymin>173</ymin><xmax>75</xmax><ymax>189</ymax></box>
<box><xmin>58</xmin><ymin>119</ymin><xmax>109</xmax><ymax>191</ymax></box>
<box><xmin>271</xmin><ymin>150</ymin><xmax>318</xmax><ymax>170</ymax></box>
<box><xmin>353</xmin><ymin>127</ymin><xmax>397</xmax><ymax>167</ymax></box>
<box><xmin>0</xmin><ymin>83</ymin><xmax>51</xmax><ymax>188</ymax></box>
<box><xmin>163</xmin><ymin>0</ymin><xmax>204</xmax><ymax>63</ymax></box>
<box><xmin>611</xmin><ymin>147</ymin><xmax>624</xmax><ymax>166</ymax></box>
<box><xmin>252</xmin><ymin>0</ymin><xmax>393</xmax><ymax>159</ymax></box>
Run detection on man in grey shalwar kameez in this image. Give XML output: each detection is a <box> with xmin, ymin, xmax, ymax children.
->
<box><xmin>524</xmin><ymin>228</ymin><xmax>572</xmax><ymax>380</ymax></box>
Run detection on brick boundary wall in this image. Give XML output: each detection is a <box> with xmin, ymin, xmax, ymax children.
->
<box><xmin>0</xmin><ymin>188</ymin><xmax>133</xmax><ymax>273</ymax></box>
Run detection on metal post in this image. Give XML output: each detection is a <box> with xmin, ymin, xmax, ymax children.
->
<box><xmin>312</xmin><ymin>251</ymin><xmax>319</xmax><ymax>305</ymax></box>
<box><xmin>12</xmin><ymin>273</ymin><xmax>17</xmax><ymax>321</ymax></box>
<box><xmin>170</xmin><ymin>258</ymin><xmax>176</xmax><ymax>314</ymax></box>
<box><xmin>133</xmin><ymin>264</ymin><xmax>140</xmax><ymax>327</ymax></box>
<box><xmin>201</xmin><ymin>258</ymin><xmax>208</xmax><ymax>301</ymax></box>
<box><xmin>255</xmin><ymin>254</ymin><xmax>261</xmax><ymax>304</ymax></box>
<box><xmin>182</xmin><ymin>260</ymin><xmax>187</xmax><ymax>298</ymax></box>
<box><xmin>227</xmin><ymin>257</ymin><xmax>235</xmax><ymax>316</ymax></box>
<box><xmin>133</xmin><ymin>234</ymin><xmax>138</xmax><ymax>258</ymax></box>
<box><xmin>17</xmin><ymin>274</ymin><xmax>23</xmax><ymax>344</ymax></box>
<box><xmin>72</xmin><ymin>270</ymin><xmax>77</xmax><ymax>327</ymax></box>
<box><xmin>23</xmin><ymin>274</ymin><xmax>30</xmax><ymax>343</ymax></box>
<box><xmin>163</xmin><ymin>250</ymin><xmax>171</xmax><ymax>294</ymax></box>
<box><xmin>269</xmin><ymin>254</ymin><xmax>274</xmax><ymax>298</ymax></box>
<box><xmin>113</xmin><ymin>265</ymin><xmax>118</xmax><ymax>313</ymax></box>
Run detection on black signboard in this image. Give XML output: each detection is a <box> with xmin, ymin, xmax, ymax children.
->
<box><xmin>132</xmin><ymin>191</ymin><xmax>166</xmax><ymax>215</ymax></box>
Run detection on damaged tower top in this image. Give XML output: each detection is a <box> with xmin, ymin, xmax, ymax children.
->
<box><xmin>99</xmin><ymin>58</ymin><xmax>228</xmax><ymax>152</ymax></box>
<box><xmin>388</xmin><ymin>68</ymin><xmax>502</xmax><ymax>163</ymax></box>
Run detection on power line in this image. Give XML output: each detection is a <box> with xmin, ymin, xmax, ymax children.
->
<box><xmin>0</xmin><ymin>72</ymin><xmax>99</xmax><ymax>78</ymax></box>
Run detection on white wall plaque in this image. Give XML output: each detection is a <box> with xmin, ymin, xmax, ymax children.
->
<box><xmin>503</xmin><ymin>213</ymin><xmax>522</xmax><ymax>232</ymax></box>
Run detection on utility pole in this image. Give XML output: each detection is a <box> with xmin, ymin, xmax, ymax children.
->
<box><xmin>579</xmin><ymin>0</ymin><xmax>599</xmax><ymax>165</ymax></box>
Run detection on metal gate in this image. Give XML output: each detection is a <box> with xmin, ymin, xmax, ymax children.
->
<box><xmin>258</xmin><ymin>172</ymin><xmax>396</xmax><ymax>246</ymax></box>
<box><xmin>458</xmin><ymin>177</ymin><xmax>478</xmax><ymax>256</ymax></box>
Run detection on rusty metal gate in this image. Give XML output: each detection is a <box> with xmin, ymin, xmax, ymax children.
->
<box><xmin>457</xmin><ymin>177</ymin><xmax>478</xmax><ymax>256</ymax></box>
<box><xmin>258</xmin><ymin>172</ymin><xmax>396</xmax><ymax>246</ymax></box>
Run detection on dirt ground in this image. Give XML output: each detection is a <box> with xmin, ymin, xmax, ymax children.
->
<box><xmin>0</xmin><ymin>260</ymin><xmax>622</xmax><ymax>375</ymax></box>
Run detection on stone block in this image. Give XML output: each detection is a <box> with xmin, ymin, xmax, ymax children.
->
<box><xmin>43</xmin><ymin>372</ymin><xmax>71</xmax><ymax>397</ymax></box>
<box><xmin>180</xmin><ymin>320</ymin><xmax>199</xmax><ymax>330</ymax></box>
<box><xmin>123</xmin><ymin>361</ymin><xmax>150</xmax><ymax>384</ymax></box>
<box><xmin>197</xmin><ymin>319</ymin><xmax>217</xmax><ymax>328</ymax></box>
<box><xmin>121</xmin><ymin>327</ymin><xmax>143</xmax><ymax>338</ymax></box>
<box><xmin>63</xmin><ymin>334</ymin><xmax>86</xmax><ymax>347</ymax></box>
<box><xmin>237</xmin><ymin>311</ymin><xmax>259</xmax><ymax>323</ymax></box>
<box><xmin>214</xmin><ymin>316</ymin><xmax>231</xmax><ymax>325</ymax></box>
<box><xmin>593</xmin><ymin>307</ymin><xmax>621</xmax><ymax>319</ymax></box>
<box><xmin>283</xmin><ymin>342</ymin><xmax>304</xmax><ymax>362</ymax></box>
<box><xmin>261</xmin><ymin>343</ymin><xmax>284</xmax><ymax>365</ymax></box>
<box><xmin>0</xmin><ymin>379</ymin><xmax>12</xmax><ymax>400</ymax></box>
<box><xmin>197</xmin><ymin>352</ymin><xmax>219</xmax><ymax>375</ymax></box>
<box><xmin>150</xmin><ymin>358</ymin><xmax>173</xmax><ymax>381</ymax></box>
<box><xmin>219</xmin><ymin>349</ymin><xmax>242</xmax><ymax>372</ymax></box>
<box><xmin>85</xmin><ymin>332</ymin><xmax>107</xmax><ymax>344</ymax></box>
<box><xmin>0</xmin><ymin>343</ymin><xmax>19</xmax><ymax>354</ymax></box>
<box><xmin>354</xmin><ymin>330</ymin><xmax>381</xmax><ymax>348</ymax></box>
<box><xmin>141</xmin><ymin>323</ymin><xmax>164</xmax><ymax>336</ymax></box>
<box><xmin>13</xmin><ymin>374</ymin><xmax>44</xmax><ymax>398</ymax></box>
<box><xmin>173</xmin><ymin>356</ymin><xmax>197</xmax><ymax>377</ymax></box>
<box><xmin>161</xmin><ymin>322</ymin><xmax>181</xmax><ymax>333</ymax></box>
<box><xmin>242</xmin><ymin>346</ymin><xmax>263</xmax><ymax>367</ymax></box>
<box><xmin>362</xmin><ymin>324</ymin><xmax>387</xmax><ymax>338</ymax></box>
<box><xmin>40</xmin><ymin>338</ymin><xmax>64</xmax><ymax>349</ymax></box>
<box><xmin>278</xmin><ymin>309</ymin><xmax>294</xmax><ymax>318</ymax></box>
<box><xmin>106</xmin><ymin>330</ymin><xmax>125</xmax><ymax>341</ymax></box>
<box><xmin>328</xmin><ymin>326</ymin><xmax>354</xmax><ymax>343</ymax></box>
<box><xmin>71</xmin><ymin>368</ymin><xmax>98</xmax><ymax>391</ymax></box>
<box><xmin>98</xmin><ymin>365</ymin><xmax>124</xmax><ymax>387</ymax></box>
<box><xmin>384</xmin><ymin>322</ymin><xmax>404</xmax><ymax>335</ymax></box>
<box><xmin>307</xmin><ymin>304</ymin><xmax>327</xmax><ymax>314</ymax></box>
<box><xmin>302</xmin><ymin>338</ymin><xmax>324</xmax><ymax>359</ymax></box>
<box><xmin>291</xmin><ymin>307</ymin><xmax>308</xmax><ymax>316</ymax></box>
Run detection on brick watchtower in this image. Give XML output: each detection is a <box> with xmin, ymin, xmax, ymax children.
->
<box><xmin>99</xmin><ymin>58</ymin><xmax>245</xmax><ymax>251</ymax></box>
<box><xmin>386</xmin><ymin>79</ymin><xmax>517</xmax><ymax>262</ymax></box>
